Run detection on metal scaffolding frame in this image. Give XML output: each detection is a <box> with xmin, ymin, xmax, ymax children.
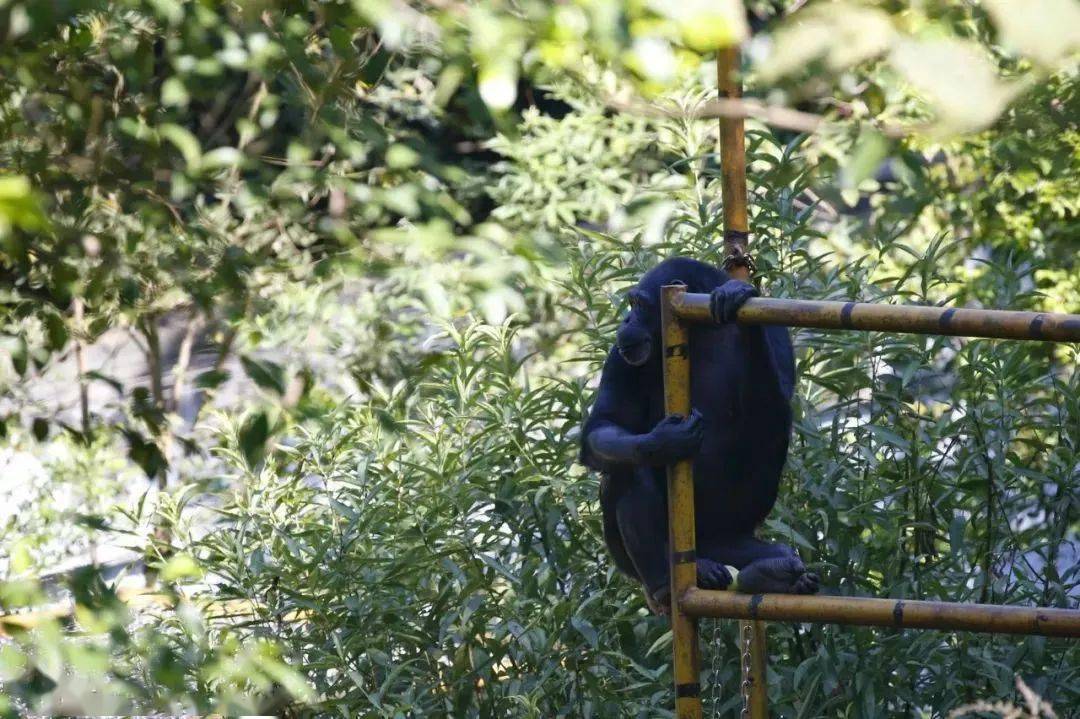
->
<box><xmin>656</xmin><ymin>45</ymin><xmax>1080</xmax><ymax>719</ymax></box>
<box><xmin>659</xmin><ymin>287</ymin><xmax>1080</xmax><ymax>719</ymax></box>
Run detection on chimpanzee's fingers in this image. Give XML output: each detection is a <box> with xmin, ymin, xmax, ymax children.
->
<box><xmin>729</xmin><ymin>282</ymin><xmax>758</xmax><ymax>311</ymax></box>
<box><xmin>728</xmin><ymin>279</ymin><xmax>760</xmax><ymax>296</ymax></box>
<box><xmin>708</xmin><ymin>287</ymin><xmax>724</xmax><ymax>324</ymax></box>
<box><xmin>710</xmin><ymin>280</ymin><xmax>761</xmax><ymax>323</ymax></box>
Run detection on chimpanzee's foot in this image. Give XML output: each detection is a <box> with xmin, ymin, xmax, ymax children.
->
<box><xmin>645</xmin><ymin>585</ymin><xmax>671</xmax><ymax>615</ymax></box>
<box><xmin>737</xmin><ymin>557</ymin><xmax>819</xmax><ymax>595</ymax></box>
<box><xmin>697</xmin><ymin>559</ymin><xmax>733</xmax><ymax>590</ymax></box>
<box><xmin>792</xmin><ymin>570</ymin><xmax>820</xmax><ymax>594</ymax></box>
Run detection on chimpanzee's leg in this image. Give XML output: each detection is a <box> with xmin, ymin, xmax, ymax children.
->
<box><xmin>613</xmin><ymin>469</ymin><xmax>671</xmax><ymax>604</ymax></box>
<box><xmin>615</xmin><ymin>470</ymin><xmax>735</xmax><ymax>613</ymax></box>
<box><xmin>700</xmin><ymin>535</ymin><xmax>818</xmax><ymax>594</ymax></box>
<box><xmin>599</xmin><ymin>474</ymin><xmax>643</xmax><ymax>581</ymax></box>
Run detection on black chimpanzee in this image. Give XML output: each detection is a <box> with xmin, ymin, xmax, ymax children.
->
<box><xmin>580</xmin><ymin>257</ymin><xmax>819</xmax><ymax>613</ymax></box>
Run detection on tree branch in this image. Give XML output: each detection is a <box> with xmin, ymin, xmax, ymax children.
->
<box><xmin>170</xmin><ymin>307</ymin><xmax>203</xmax><ymax>416</ymax></box>
<box><xmin>606</xmin><ymin>94</ymin><xmax>915</xmax><ymax>139</ymax></box>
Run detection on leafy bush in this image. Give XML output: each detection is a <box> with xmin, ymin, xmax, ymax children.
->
<box><xmin>2</xmin><ymin>2</ymin><xmax>1078</xmax><ymax>717</ymax></box>
<box><xmin>182</xmin><ymin>110</ymin><xmax>1079</xmax><ymax>716</ymax></box>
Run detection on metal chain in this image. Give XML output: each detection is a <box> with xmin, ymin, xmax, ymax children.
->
<box><xmin>739</xmin><ymin>622</ymin><xmax>754</xmax><ymax>719</ymax></box>
<box><xmin>721</xmin><ymin>249</ymin><xmax>757</xmax><ymax>276</ymax></box>
<box><xmin>707</xmin><ymin>619</ymin><xmax>722</xmax><ymax>716</ymax></box>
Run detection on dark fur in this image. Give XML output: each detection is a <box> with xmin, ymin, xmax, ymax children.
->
<box><xmin>580</xmin><ymin>257</ymin><xmax>815</xmax><ymax>602</ymax></box>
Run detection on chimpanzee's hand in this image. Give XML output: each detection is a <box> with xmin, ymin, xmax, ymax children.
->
<box><xmin>710</xmin><ymin>280</ymin><xmax>759</xmax><ymax>324</ymax></box>
<box><xmin>638</xmin><ymin>410</ymin><xmax>705</xmax><ymax>465</ymax></box>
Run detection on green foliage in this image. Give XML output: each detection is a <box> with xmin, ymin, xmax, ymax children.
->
<box><xmin>487</xmin><ymin>94</ymin><xmax>666</xmax><ymax>236</ymax></box>
<box><xmin>0</xmin><ymin>572</ymin><xmax>311</xmax><ymax>716</ymax></box>
<box><xmin>1</xmin><ymin>1</ymin><xmax>1078</xmax><ymax>717</ymax></box>
<box><xmin>178</xmin><ymin>111</ymin><xmax>1078</xmax><ymax>716</ymax></box>
<box><xmin>188</xmin><ymin>323</ymin><xmax>677</xmax><ymax>716</ymax></box>
<box><xmin>0</xmin><ymin>436</ymin><xmax>141</xmax><ymax>574</ymax></box>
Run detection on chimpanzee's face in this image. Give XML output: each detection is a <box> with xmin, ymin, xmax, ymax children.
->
<box><xmin>615</xmin><ymin>257</ymin><xmax>723</xmax><ymax>367</ymax></box>
<box><xmin>617</xmin><ymin>286</ymin><xmax>661</xmax><ymax>366</ymax></box>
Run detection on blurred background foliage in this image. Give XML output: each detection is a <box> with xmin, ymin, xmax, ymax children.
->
<box><xmin>0</xmin><ymin>0</ymin><xmax>1077</xmax><ymax>716</ymax></box>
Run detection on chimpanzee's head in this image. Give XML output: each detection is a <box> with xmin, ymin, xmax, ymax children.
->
<box><xmin>616</xmin><ymin>257</ymin><xmax>726</xmax><ymax>366</ymax></box>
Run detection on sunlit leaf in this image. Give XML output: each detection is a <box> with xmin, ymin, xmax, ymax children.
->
<box><xmin>650</xmin><ymin>0</ymin><xmax>747</xmax><ymax>52</ymax></box>
<box><xmin>0</xmin><ymin>174</ymin><xmax>48</xmax><ymax>237</ymax></box>
<box><xmin>890</xmin><ymin>37</ymin><xmax>1021</xmax><ymax>133</ymax></box>
<box><xmin>758</xmin><ymin>2</ymin><xmax>894</xmax><ymax>81</ymax></box>
<box><xmin>161</xmin><ymin>553</ymin><xmax>204</xmax><ymax>581</ymax></box>
<box><xmin>159</xmin><ymin>123</ymin><xmax>202</xmax><ymax>169</ymax></box>
<box><xmin>984</xmin><ymin>0</ymin><xmax>1080</xmax><ymax>67</ymax></box>
<box><xmin>241</xmin><ymin>355</ymin><xmax>286</xmax><ymax>395</ymax></box>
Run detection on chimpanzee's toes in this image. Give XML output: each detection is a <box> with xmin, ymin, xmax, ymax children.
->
<box><xmin>736</xmin><ymin>556</ymin><xmax>806</xmax><ymax>594</ymax></box>
<box><xmin>696</xmin><ymin>559</ymin><xmax>733</xmax><ymax>590</ymax></box>
<box><xmin>793</xmin><ymin>571</ymin><xmax>820</xmax><ymax>595</ymax></box>
<box><xmin>645</xmin><ymin>585</ymin><xmax>671</xmax><ymax>615</ymax></box>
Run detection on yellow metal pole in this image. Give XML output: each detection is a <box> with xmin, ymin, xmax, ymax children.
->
<box><xmin>743</xmin><ymin>619</ymin><xmax>769</xmax><ymax>716</ymax></box>
<box><xmin>661</xmin><ymin>284</ymin><xmax>703</xmax><ymax>719</ymax></box>
<box><xmin>680</xmin><ymin>589</ymin><xmax>1080</xmax><ymax>638</ymax></box>
<box><xmin>717</xmin><ymin>45</ymin><xmax>752</xmax><ymax>283</ymax></box>
<box><xmin>718</xmin><ymin>43</ymin><xmax>769</xmax><ymax>719</ymax></box>
<box><xmin>670</xmin><ymin>295</ymin><xmax>1080</xmax><ymax>342</ymax></box>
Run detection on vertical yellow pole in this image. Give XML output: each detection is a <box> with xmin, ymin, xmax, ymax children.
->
<box><xmin>718</xmin><ymin>45</ymin><xmax>769</xmax><ymax>718</ymax></box>
<box><xmin>716</xmin><ymin>46</ymin><xmax>751</xmax><ymax>283</ymax></box>
<box><xmin>661</xmin><ymin>284</ymin><xmax>702</xmax><ymax>719</ymax></box>
<box><xmin>744</xmin><ymin>621</ymin><xmax>769</xmax><ymax>717</ymax></box>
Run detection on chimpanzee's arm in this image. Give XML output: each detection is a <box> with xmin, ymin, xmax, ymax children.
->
<box><xmin>580</xmin><ymin>349</ymin><xmax>704</xmax><ymax>470</ymax></box>
<box><xmin>711</xmin><ymin>280</ymin><xmax>795</xmax><ymax>401</ymax></box>
<box><xmin>579</xmin><ymin>350</ymin><xmax>649</xmax><ymax>471</ymax></box>
<box><xmin>761</xmin><ymin>325</ymin><xmax>795</xmax><ymax>401</ymax></box>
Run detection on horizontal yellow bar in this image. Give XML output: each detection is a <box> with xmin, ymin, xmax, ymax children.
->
<box><xmin>679</xmin><ymin>589</ymin><xmax>1080</xmax><ymax>638</ymax></box>
<box><xmin>673</xmin><ymin>295</ymin><xmax>1080</xmax><ymax>342</ymax></box>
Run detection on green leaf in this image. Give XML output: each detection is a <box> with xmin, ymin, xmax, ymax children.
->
<box><xmin>195</xmin><ymin>369</ymin><xmax>230</xmax><ymax>389</ymax></box>
<box><xmin>11</xmin><ymin>335</ymin><xmax>28</xmax><ymax>376</ymax></box>
<box><xmin>477</xmin><ymin>62</ymin><xmax>518</xmax><ymax>111</ymax></box>
<box><xmin>889</xmin><ymin>37</ymin><xmax>1020</xmax><ymax>133</ymax></box>
<box><xmin>159</xmin><ymin>123</ymin><xmax>202</xmax><ymax>169</ymax></box>
<box><xmin>0</xmin><ymin>174</ymin><xmax>48</xmax><ymax>236</ymax></box>
<box><xmin>84</xmin><ymin>370</ymin><xmax>124</xmax><ymax>394</ymax></box>
<box><xmin>386</xmin><ymin>143</ymin><xmax>420</xmax><ymax>170</ymax></box>
<box><xmin>73</xmin><ymin>513</ymin><xmax>111</xmax><ymax>531</ymax></box>
<box><xmin>759</xmin><ymin>3</ymin><xmax>893</xmax><ymax>81</ymax></box>
<box><xmin>161</xmin><ymin>553</ymin><xmax>204</xmax><ymax>581</ymax></box>
<box><xmin>570</xmin><ymin>615</ymin><xmax>598</xmax><ymax>648</ymax></box>
<box><xmin>843</xmin><ymin>129</ymin><xmax>889</xmax><ymax>188</ymax></box>
<box><xmin>259</xmin><ymin>654</ymin><xmax>316</xmax><ymax>703</ymax></box>
<box><xmin>201</xmin><ymin>146</ymin><xmax>242</xmax><ymax>170</ymax></box>
<box><xmin>239</xmin><ymin>411</ymin><xmax>270</xmax><ymax>468</ymax></box>
<box><xmin>123</xmin><ymin>429</ymin><xmax>167</xmax><ymax>478</ymax></box>
<box><xmin>983</xmin><ymin>0</ymin><xmax>1080</xmax><ymax>67</ymax></box>
<box><xmin>658</xmin><ymin>0</ymin><xmax>748</xmax><ymax>52</ymax></box>
<box><xmin>240</xmin><ymin>355</ymin><xmax>286</xmax><ymax>395</ymax></box>
<box><xmin>42</xmin><ymin>312</ymin><xmax>68</xmax><ymax>351</ymax></box>
<box><xmin>161</xmin><ymin>77</ymin><xmax>190</xmax><ymax>107</ymax></box>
